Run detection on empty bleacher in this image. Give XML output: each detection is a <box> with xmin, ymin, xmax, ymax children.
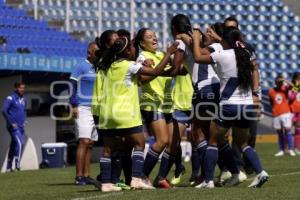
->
<box><xmin>0</xmin><ymin>1</ymin><xmax>86</xmax><ymax>57</ymax></box>
<box><xmin>2</xmin><ymin>0</ymin><xmax>300</xmax><ymax>87</ymax></box>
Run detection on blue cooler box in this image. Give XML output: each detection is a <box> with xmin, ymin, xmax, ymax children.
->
<box><xmin>41</xmin><ymin>143</ymin><xmax>67</xmax><ymax>168</ymax></box>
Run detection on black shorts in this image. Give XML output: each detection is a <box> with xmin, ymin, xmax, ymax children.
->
<box><xmin>141</xmin><ymin>110</ymin><xmax>173</xmax><ymax>124</ymax></box>
<box><xmin>192</xmin><ymin>83</ymin><xmax>220</xmax><ymax>120</ymax></box>
<box><xmin>215</xmin><ymin>104</ymin><xmax>256</xmax><ymax>129</ymax></box>
<box><xmin>99</xmin><ymin>125</ymin><xmax>144</xmax><ymax>137</ymax></box>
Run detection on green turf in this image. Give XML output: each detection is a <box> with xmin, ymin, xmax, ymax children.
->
<box><xmin>1</xmin><ymin>144</ymin><xmax>300</xmax><ymax>200</ymax></box>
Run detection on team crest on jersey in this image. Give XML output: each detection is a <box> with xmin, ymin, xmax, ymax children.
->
<box><xmin>275</xmin><ymin>94</ymin><xmax>283</xmax><ymax>104</ymax></box>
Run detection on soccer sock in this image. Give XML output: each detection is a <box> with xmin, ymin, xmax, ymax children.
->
<box><xmin>242</xmin><ymin>146</ymin><xmax>263</xmax><ymax>174</ymax></box>
<box><xmin>219</xmin><ymin>143</ymin><xmax>240</xmax><ymax>174</ymax></box>
<box><xmin>111</xmin><ymin>153</ymin><xmax>122</xmax><ymax>184</ymax></box>
<box><xmin>217</xmin><ymin>151</ymin><xmax>227</xmax><ymax>172</ymax></box>
<box><xmin>277</xmin><ymin>130</ymin><xmax>285</xmax><ymax>151</ymax></box>
<box><xmin>159</xmin><ymin>151</ymin><xmax>175</xmax><ymax>178</ymax></box>
<box><xmin>132</xmin><ymin>149</ymin><xmax>145</xmax><ymax>178</ymax></box>
<box><xmin>121</xmin><ymin>151</ymin><xmax>132</xmax><ymax>185</ymax></box>
<box><xmin>174</xmin><ymin>145</ymin><xmax>183</xmax><ymax>170</ymax></box>
<box><xmin>204</xmin><ymin>146</ymin><xmax>218</xmax><ymax>182</ymax></box>
<box><xmin>294</xmin><ymin>127</ymin><xmax>300</xmax><ymax>149</ymax></box>
<box><xmin>286</xmin><ymin>131</ymin><xmax>294</xmax><ymax>150</ymax></box>
<box><xmin>191</xmin><ymin>147</ymin><xmax>200</xmax><ymax>177</ymax></box>
<box><xmin>100</xmin><ymin>156</ymin><xmax>112</xmax><ymax>184</ymax></box>
<box><xmin>143</xmin><ymin>147</ymin><xmax>160</xmax><ymax>177</ymax></box>
<box><xmin>195</xmin><ymin>140</ymin><xmax>207</xmax><ymax>176</ymax></box>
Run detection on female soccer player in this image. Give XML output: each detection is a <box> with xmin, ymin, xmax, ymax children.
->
<box><xmin>190</xmin><ymin>27</ymin><xmax>269</xmax><ymax>188</ymax></box>
<box><xmin>96</xmin><ymin>37</ymin><xmax>178</xmax><ymax>192</ymax></box>
<box><xmin>134</xmin><ymin>28</ymin><xmax>177</xmax><ymax>188</ymax></box>
<box><xmin>170</xmin><ymin>14</ymin><xmax>224</xmax><ymax>185</ymax></box>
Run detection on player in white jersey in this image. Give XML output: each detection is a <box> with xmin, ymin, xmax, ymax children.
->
<box><xmin>189</xmin><ymin>26</ymin><xmax>268</xmax><ymax>189</ymax></box>
<box><xmin>173</xmin><ymin>19</ymin><xmax>228</xmax><ymax>185</ymax></box>
<box><xmin>170</xmin><ymin>14</ymin><xmax>215</xmax><ymax>185</ymax></box>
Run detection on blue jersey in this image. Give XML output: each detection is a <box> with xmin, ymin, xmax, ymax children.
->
<box><xmin>2</xmin><ymin>92</ymin><xmax>26</xmax><ymax>127</ymax></box>
<box><xmin>70</xmin><ymin>60</ymin><xmax>96</xmax><ymax>107</ymax></box>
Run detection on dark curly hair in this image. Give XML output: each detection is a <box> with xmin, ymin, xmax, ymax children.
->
<box><xmin>223</xmin><ymin>27</ymin><xmax>253</xmax><ymax>92</ymax></box>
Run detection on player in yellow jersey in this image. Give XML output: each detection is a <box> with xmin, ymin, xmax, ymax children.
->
<box><xmin>95</xmin><ymin>36</ymin><xmax>178</xmax><ymax>192</ymax></box>
<box><xmin>134</xmin><ymin>28</ymin><xmax>179</xmax><ymax>188</ymax></box>
<box><xmin>169</xmin><ymin>60</ymin><xmax>194</xmax><ymax>186</ymax></box>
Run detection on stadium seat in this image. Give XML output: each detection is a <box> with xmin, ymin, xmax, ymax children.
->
<box><xmin>2</xmin><ymin>0</ymin><xmax>300</xmax><ymax>87</ymax></box>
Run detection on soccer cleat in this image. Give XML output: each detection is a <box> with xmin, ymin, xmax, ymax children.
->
<box><xmin>171</xmin><ymin>165</ymin><xmax>186</xmax><ymax>185</ymax></box>
<box><xmin>223</xmin><ymin>174</ymin><xmax>240</xmax><ymax>187</ymax></box>
<box><xmin>130</xmin><ymin>177</ymin><xmax>155</xmax><ymax>190</ymax></box>
<box><xmin>75</xmin><ymin>176</ymin><xmax>87</xmax><ymax>186</ymax></box>
<box><xmin>6</xmin><ymin>169</ymin><xmax>14</xmax><ymax>173</ymax></box>
<box><xmin>184</xmin><ymin>155</ymin><xmax>191</xmax><ymax>162</ymax></box>
<box><xmin>295</xmin><ymin>149</ymin><xmax>300</xmax><ymax>155</ymax></box>
<box><xmin>153</xmin><ymin>176</ymin><xmax>172</xmax><ymax>189</ymax></box>
<box><xmin>115</xmin><ymin>180</ymin><xmax>131</xmax><ymax>190</ymax></box>
<box><xmin>274</xmin><ymin>151</ymin><xmax>284</xmax><ymax>157</ymax></box>
<box><xmin>195</xmin><ymin>180</ymin><xmax>215</xmax><ymax>189</ymax></box>
<box><xmin>84</xmin><ymin>176</ymin><xmax>96</xmax><ymax>185</ymax></box>
<box><xmin>101</xmin><ymin>183</ymin><xmax>122</xmax><ymax>192</ymax></box>
<box><xmin>220</xmin><ymin>171</ymin><xmax>232</xmax><ymax>183</ymax></box>
<box><xmin>238</xmin><ymin>171</ymin><xmax>247</xmax><ymax>182</ymax></box>
<box><xmin>248</xmin><ymin>170</ymin><xmax>269</xmax><ymax>188</ymax></box>
<box><xmin>288</xmin><ymin>150</ymin><xmax>296</xmax><ymax>157</ymax></box>
<box><xmin>189</xmin><ymin>175</ymin><xmax>196</xmax><ymax>186</ymax></box>
<box><xmin>189</xmin><ymin>174</ymin><xmax>201</xmax><ymax>186</ymax></box>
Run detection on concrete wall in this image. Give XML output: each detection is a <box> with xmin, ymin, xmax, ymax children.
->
<box><xmin>25</xmin><ymin>116</ymin><xmax>56</xmax><ymax>163</ymax></box>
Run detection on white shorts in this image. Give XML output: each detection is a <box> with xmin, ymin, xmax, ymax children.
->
<box><xmin>273</xmin><ymin>113</ymin><xmax>292</xmax><ymax>130</ymax></box>
<box><xmin>75</xmin><ymin>106</ymin><xmax>98</xmax><ymax>141</ymax></box>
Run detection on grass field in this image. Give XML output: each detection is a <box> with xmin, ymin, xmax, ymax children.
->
<box><xmin>1</xmin><ymin>143</ymin><xmax>300</xmax><ymax>200</ymax></box>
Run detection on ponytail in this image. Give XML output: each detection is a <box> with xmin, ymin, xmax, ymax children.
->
<box><xmin>171</xmin><ymin>14</ymin><xmax>192</xmax><ymax>35</ymax></box>
<box><xmin>223</xmin><ymin>27</ymin><xmax>253</xmax><ymax>92</ymax></box>
<box><xmin>99</xmin><ymin>37</ymin><xmax>130</xmax><ymax>70</ymax></box>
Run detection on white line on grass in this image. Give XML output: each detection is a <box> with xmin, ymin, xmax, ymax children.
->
<box><xmin>71</xmin><ymin>192</ymin><xmax>124</xmax><ymax>200</ymax></box>
<box><xmin>245</xmin><ymin>171</ymin><xmax>300</xmax><ymax>181</ymax></box>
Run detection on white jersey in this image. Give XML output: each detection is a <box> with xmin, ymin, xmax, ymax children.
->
<box><xmin>192</xmin><ymin>43</ymin><xmax>221</xmax><ymax>92</ymax></box>
<box><xmin>210</xmin><ymin>49</ymin><xmax>253</xmax><ymax>105</ymax></box>
<box><xmin>175</xmin><ymin>39</ymin><xmax>195</xmax><ymax>76</ymax></box>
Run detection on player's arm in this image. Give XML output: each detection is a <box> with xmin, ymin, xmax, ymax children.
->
<box><xmin>192</xmin><ymin>30</ymin><xmax>214</xmax><ymax>64</ymax></box>
<box><xmin>69</xmin><ymin>64</ymin><xmax>82</xmax><ymax>118</ymax></box>
<box><xmin>138</xmin><ymin>42</ymin><xmax>179</xmax><ymax>77</ymax></box>
<box><xmin>2</xmin><ymin>96</ymin><xmax>17</xmax><ymax>128</ymax></box>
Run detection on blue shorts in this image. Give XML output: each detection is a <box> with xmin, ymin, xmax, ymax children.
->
<box><xmin>215</xmin><ymin>104</ymin><xmax>256</xmax><ymax>129</ymax></box>
<box><xmin>173</xmin><ymin>110</ymin><xmax>192</xmax><ymax>125</ymax></box>
<box><xmin>141</xmin><ymin>110</ymin><xmax>173</xmax><ymax>124</ymax></box>
<box><xmin>192</xmin><ymin>83</ymin><xmax>220</xmax><ymax>119</ymax></box>
<box><xmin>99</xmin><ymin>125</ymin><xmax>144</xmax><ymax>137</ymax></box>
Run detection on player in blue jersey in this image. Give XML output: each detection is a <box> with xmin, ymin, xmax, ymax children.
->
<box><xmin>2</xmin><ymin>82</ymin><xmax>26</xmax><ymax>172</ymax></box>
<box><xmin>190</xmin><ymin>26</ymin><xmax>268</xmax><ymax>188</ymax></box>
<box><xmin>70</xmin><ymin>42</ymin><xmax>99</xmax><ymax>185</ymax></box>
